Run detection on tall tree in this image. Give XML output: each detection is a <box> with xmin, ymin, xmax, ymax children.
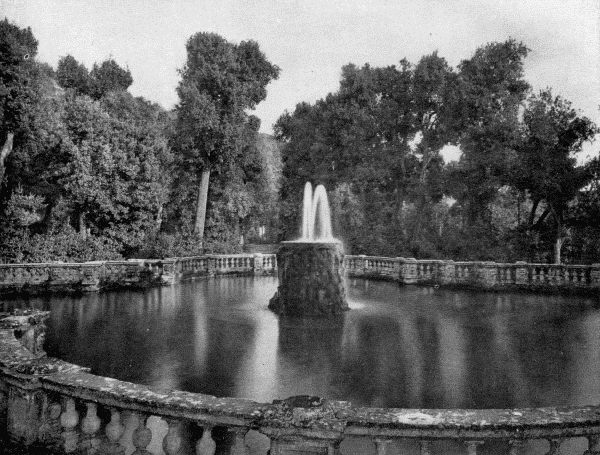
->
<box><xmin>174</xmin><ymin>32</ymin><xmax>279</xmax><ymax>239</ymax></box>
<box><xmin>514</xmin><ymin>90</ymin><xmax>598</xmax><ymax>263</ymax></box>
<box><xmin>450</xmin><ymin>39</ymin><xmax>530</xmax><ymax>225</ymax></box>
<box><xmin>0</xmin><ymin>19</ymin><xmax>38</xmax><ymax>191</ymax></box>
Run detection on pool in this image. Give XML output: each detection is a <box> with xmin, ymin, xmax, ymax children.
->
<box><xmin>8</xmin><ymin>276</ymin><xmax>600</xmax><ymax>409</ymax></box>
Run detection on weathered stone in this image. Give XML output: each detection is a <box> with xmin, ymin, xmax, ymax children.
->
<box><xmin>399</xmin><ymin>258</ymin><xmax>418</xmax><ymax>284</ymax></box>
<box><xmin>1</xmin><ymin>311</ymin><xmax>50</xmax><ymax>358</ymax></box>
<box><xmin>269</xmin><ymin>241</ymin><xmax>348</xmax><ymax>317</ymax></box>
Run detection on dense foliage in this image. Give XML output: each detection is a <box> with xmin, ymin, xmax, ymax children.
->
<box><xmin>173</xmin><ymin>32</ymin><xmax>280</xmax><ymax>243</ymax></box>
<box><xmin>0</xmin><ymin>21</ymin><xmax>280</xmax><ymax>262</ymax></box>
<box><xmin>1</xmin><ymin>19</ymin><xmax>598</xmax><ymax>264</ymax></box>
<box><xmin>276</xmin><ymin>40</ymin><xmax>599</xmax><ymax>263</ymax></box>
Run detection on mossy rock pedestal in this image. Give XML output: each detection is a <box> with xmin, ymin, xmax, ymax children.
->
<box><xmin>269</xmin><ymin>241</ymin><xmax>349</xmax><ymax>317</ymax></box>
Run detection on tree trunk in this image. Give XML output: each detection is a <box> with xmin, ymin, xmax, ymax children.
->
<box><xmin>554</xmin><ymin>237</ymin><xmax>563</xmax><ymax>265</ymax></box>
<box><xmin>78</xmin><ymin>212</ymin><xmax>87</xmax><ymax>240</ymax></box>
<box><xmin>410</xmin><ymin>150</ymin><xmax>434</xmax><ymax>243</ymax></box>
<box><xmin>0</xmin><ymin>133</ymin><xmax>14</xmax><ymax>188</ymax></box>
<box><xmin>194</xmin><ymin>168</ymin><xmax>211</xmax><ymax>238</ymax></box>
<box><xmin>156</xmin><ymin>204</ymin><xmax>164</xmax><ymax>232</ymax></box>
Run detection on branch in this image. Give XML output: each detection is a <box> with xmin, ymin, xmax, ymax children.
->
<box><xmin>532</xmin><ymin>207</ymin><xmax>551</xmax><ymax>230</ymax></box>
<box><xmin>528</xmin><ymin>198</ymin><xmax>539</xmax><ymax>227</ymax></box>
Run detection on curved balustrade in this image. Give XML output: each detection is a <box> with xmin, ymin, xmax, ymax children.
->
<box><xmin>3</xmin><ymin>254</ymin><xmax>598</xmax><ymax>296</ymax></box>
<box><xmin>0</xmin><ymin>254</ymin><xmax>278</xmax><ymax>296</ymax></box>
<box><xmin>1</xmin><ymin>254</ymin><xmax>600</xmax><ymax>453</ymax></box>
<box><xmin>345</xmin><ymin>256</ymin><xmax>600</xmax><ymax>293</ymax></box>
<box><xmin>1</xmin><ymin>315</ymin><xmax>599</xmax><ymax>454</ymax></box>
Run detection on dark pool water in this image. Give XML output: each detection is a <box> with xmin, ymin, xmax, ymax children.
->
<box><xmin>6</xmin><ymin>276</ymin><xmax>600</xmax><ymax>409</ymax></box>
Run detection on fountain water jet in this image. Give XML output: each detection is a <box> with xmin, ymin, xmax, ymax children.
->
<box><xmin>269</xmin><ymin>183</ymin><xmax>349</xmax><ymax>317</ymax></box>
<box><xmin>302</xmin><ymin>182</ymin><xmax>333</xmax><ymax>241</ymax></box>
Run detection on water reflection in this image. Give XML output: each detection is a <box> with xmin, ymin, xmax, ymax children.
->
<box><xmin>7</xmin><ymin>277</ymin><xmax>600</xmax><ymax>409</ymax></box>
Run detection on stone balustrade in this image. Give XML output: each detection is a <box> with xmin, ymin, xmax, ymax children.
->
<box><xmin>4</xmin><ymin>253</ymin><xmax>598</xmax><ymax>296</ymax></box>
<box><xmin>0</xmin><ymin>254</ymin><xmax>277</xmax><ymax>296</ymax></box>
<box><xmin>1</xmin><ymin>310</ymin><xmax>599</xmax><ymax>454</ymax></box>
<box><xmin>345</xmin><ymin>256</ymin><xmax>600</xmax><ymax>293</ymax></box>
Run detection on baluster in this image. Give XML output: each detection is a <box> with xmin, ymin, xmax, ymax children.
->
<box><xmin>39</xmin><ymin>401</ymin><xmax>63</xmax><ymax>441</ymax></box>
<box><xmin>584</xmin><ymin>435</ymin><xmax>600</xmax><ymax>455</ymax></box>
<box><xmin>545</xmin><ymin>438</ymin><xmax>563</xmax><ymax>455</ymax></box>
<box><xmin>509</xmin><ymin>439</ymin><xmax>526</xmax><ymax>455</ymax></box>
<box><xmin>100</xmin><ymin>409</ymin><xmax>125</xmax><ymax>455</ymax></box>
<box><xmin>163</xmin><ymin>419</ymin><xmax>183</xmax><ymax>455</ymax></box>
<box><xmin>464</xmin><ymin>440</ymin><xmax>484</xmax><ymax>455</ymax></box>
<box><xmin>374</xmin><ymin>438</ymin><xmax>393</xmax><ymax>454</ymax></box>
<box><xmin>81</xmin><ymin>402</ymin><xmax>102</xmax><ymax>453</ymax></box>
<box><xmin>49</xmin><ymin>401</ymin><xmax>63</xmax><ymax>420</ymax></box>
<box><xmin>228</xmin><ymin>427</ymin><xmax>250</xmax><ymax>455</ymax></box>
<box><xmin>196</xmin><ymin>424</ymin><xmax>216</xmax><ymax>454</ymax></box>
<box><xmin>419</xmin><ymin>440</ymin><xmax>432</xmax><ymax>455</ymax></box>
<box><xmin>132</xmin><ymin>413</ymin><xmax>153</xmax><ymax>455</ymax></box>
<box><xmin>60</xmin><ymin>397</ymin><xmax>80</xmax><ymax>453</ymax></box>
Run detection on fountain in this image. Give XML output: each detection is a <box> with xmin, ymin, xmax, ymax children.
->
<box><xmin>268</xmin><ymin>182</ymin><xmax>349</xmax><ymax>316</ymax></box>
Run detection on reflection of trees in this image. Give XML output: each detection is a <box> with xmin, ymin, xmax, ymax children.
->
<box><xmin>36</xmin><ymin>278</ymin><xmax>600</xmax><ymax>410</ymax></box>
<box><xmin>275</xmin><ymin>316</ymin><xmax>347</xmax><ymax>400</ymax></box>
<box><xmin>43</xmin><ymin>285</ymin><xmax>198</xmax><ymax>390</ymax></box>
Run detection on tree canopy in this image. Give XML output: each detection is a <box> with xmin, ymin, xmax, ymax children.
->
<box><xmin>1</xmin><ymin>21</ymin><xmax>598</xmax><ymax>265</ymax></box>
<box><xmin>276</xmin><ymin>39</ymin><xmax>599</xmax><ymax>263</ymax></box>
<box><xmin>174</xmin><ymin>32</ymin><xmax>280</xmax><ymax>239</ymax></box>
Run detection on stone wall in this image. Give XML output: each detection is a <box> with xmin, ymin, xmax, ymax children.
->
<box><xmin>0</xmin><ymin>254</ymin><xmax>277</xmax><ymax>297</ymax></box>
<box><xmin>345</xmin><ymin>255</ymin><xmax>600</xmax><ymax>294</ymax></box>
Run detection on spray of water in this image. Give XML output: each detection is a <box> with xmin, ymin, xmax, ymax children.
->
<box><xmin>300</xmin><ymin>182</ymin><xmax>334</xmax><ymax>241</ymax></box>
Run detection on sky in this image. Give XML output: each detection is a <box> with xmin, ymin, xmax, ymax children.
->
<box><xmin>2</xmin><ymin>0</ymin><xmax>599</xmax><ymax>161</ymax></box>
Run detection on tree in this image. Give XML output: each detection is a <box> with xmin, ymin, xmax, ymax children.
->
<box><xmin>0</xmin><ymin>19</ymin><xmax>38</xmax><ymax>191</ymax></box>
<box><xmin>57</xmin><ymin>54</ymin><xmax>91</xmax><ymax>96</ymax></box>
<box><xmin>450</xmin><ymin>39</ymin><xmax>530</xmax><ymax>226</ymax></box>
<box><xmin>275</xmin><ymin>54</ymin><xmax>456</xmax><ymax>253</ymax></box>
<box><xmin>174</xmin><ymin>32</ymin><xmax>279</xmax><ymax>240</ymax></box>
<box><xmin>513</xmin><ymin>90</ymin><xmax>598</xmax><ymax>263</ymax></box>
<box><xmin>89</xmin><ymin>58</ymin><xmax>133</xmax><ymax>99</ymax></box>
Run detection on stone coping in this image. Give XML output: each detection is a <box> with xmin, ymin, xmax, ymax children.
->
<box><xmin>1</xmin><ymin>311</ymin><xmax>599</xmax><ymax>441</ymax></box>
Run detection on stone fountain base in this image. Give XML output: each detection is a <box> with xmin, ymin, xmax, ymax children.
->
<box><xmin>269</xmin><ymin>241</ymin><xmax>349</xmax><ymax>317</ymax></box>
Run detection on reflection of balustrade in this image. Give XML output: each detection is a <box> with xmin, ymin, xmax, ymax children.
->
<box><xmin>2</xmin><ymin>312</ymin><xmax>599</xmax><ymax>454</ymax></box>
